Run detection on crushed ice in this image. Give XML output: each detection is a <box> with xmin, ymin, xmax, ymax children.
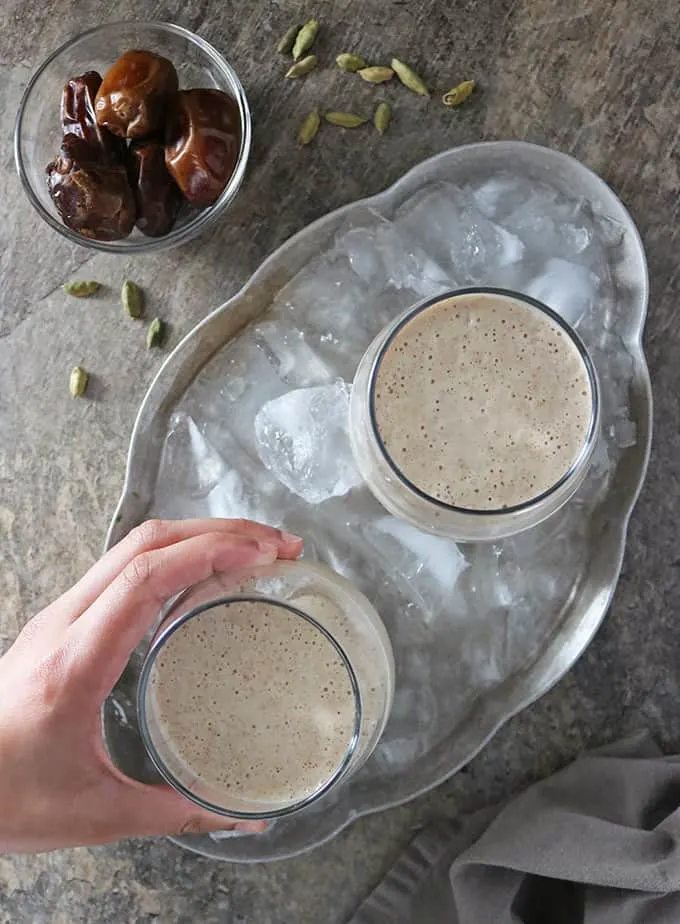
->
<box><xmin>148</xmin><ymin>167</ymin><xmax>642</xmax><ymax>776</ymax></box>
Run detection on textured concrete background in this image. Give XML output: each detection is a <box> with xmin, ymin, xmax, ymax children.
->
<box><xmin>1</xmin><ymin>0</ymin><xmax>679</xmax><ymax>921</ymax></box>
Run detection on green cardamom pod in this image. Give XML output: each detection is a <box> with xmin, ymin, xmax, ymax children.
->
<box><xmin>391</xmin><ymin>58</ymin><xmax>430</xmax><ymax>97</ymax></box>
<box><xmin>285</xmin><ymin>54</ymin><xmax>318</xmax><ymax>78</ymax></box>
<box><xmin>277</xmin><ymin>24</ymin><xmax>300</xmax><ymax>55</ymax></box>
<box><xmin>69</xmin><ymin>366</ymin><xmax>88</xmax><ymax>398</ymax></box>
<box><xmin>146</xmin><ymin>317</ymin><xmax>166</xmax><ymax>349</ymax></box>
<box><xmin>121</xmin><ymin>280</ymin><xmax>143</xmax><ymax>319</ymax></box>
<box><xmin>336</xmin><ymin>53</ymin><xmax>368</xmax><ymax>72</ymax></box>
<box><xmin>325</xmin><ymin>112</ymin><xmax>368</xmax><ymax>128</ymax></box>
<box><xmin>358</xmin><ymin>66</ymin><xmax>394</xmax><ymax>85</ymax></box>
<box><xmin>298</xmin><ymin>109</ymin><xmax>321</xmax><ymax>145</ymax></box>
<box><xmin>374</xmin><ymin>101</ymin><xmax>392</xmax><ymax>135</ymax></box>
<box><xmin>63</xmin><ymin>280</ymin><xmax>100</xmax><ymax>297</ymax></box>
<box><xmin>292</xmin><ymin>19</ymin><xmax>319</xmax><ymax>61</ymax></box>
<box><xmin>442</xmin><ymin>80</ymin><xmax>475</xmax><ymax>107</ymax></box>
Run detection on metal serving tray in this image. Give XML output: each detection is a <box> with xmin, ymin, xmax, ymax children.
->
<box><xmin>102</xmin><ymin>142</ymin><xmax>651</xmax><ymax>862</ymax></box>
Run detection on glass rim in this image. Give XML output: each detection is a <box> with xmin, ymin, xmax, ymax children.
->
<box><xmin>13</xmin><ymin>20</ymin><xmax>252</xmax><ymax>254</ymax></box>
<box><xmin>367</xmin><ymin>286</ymin><xmax>601</xmax><ymax>518</ymax></box>
<box><xmin>137</xmin><ymin>593</ymin><xmax>363</xmax><ymax>820</ymax></box>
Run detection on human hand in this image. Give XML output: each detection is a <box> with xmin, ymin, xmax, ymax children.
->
<box><xmin>0</xmin><ymin>518</ymin><xmax>303</xmax><ymax>854</ymax></box>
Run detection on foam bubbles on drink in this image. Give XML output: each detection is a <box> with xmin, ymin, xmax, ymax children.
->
<box><xmin>150</xmin><ymin>600</ymin><xmax>356</xmax><ymax>806</ymax></box>
<box><xmin>372</xmin><ymin>292</ymin><xmax>593</xmax><ymax>510</ymax></box>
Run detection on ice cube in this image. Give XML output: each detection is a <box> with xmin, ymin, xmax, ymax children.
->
<box><xmin>577</xmin><ymin>199</ymin><xmax>626</xmax><ymax>249</ymax></box>
<box><xmin>410</xmin><ymin>257</ymin><xmax>454</xmax><ymax>298</ymax></box>
<box><xmin>469</xmin><ymin>173</ymin><xmax>534</xmax><ymax>220</ymax></box>
<box><xmin>340</xmin><ymin>226</ymin><xmax>385</xmax><ymax>286</ymax></box>
<box><xmin>524</xmin><ymin>257</ymin><xmax>599</xmax><ymax>326</ymax></box>
<box><xmin>362</xmin><ymin>516</ymin><xmax>468</xmax><ymax>621</ymax></box>
<box><xmin>198</xmin><ymin>332</ymin><xmax>289</xmax><ymax>458</ymax></box>
<box><xmin>394</xmin><ymin>183</ymin><xmax>525</xmax><ymax>285</ymax></box>
<box><xmin>273</xmin><ymin>258</ymin><xmax>369</xmax><ymax>335</ymax></box>
<box><xmin>500</xmin><ymin>184</ymin><xmax>593</xmax><ymax>258</ymax></box>
<box><xmin>337</xmin><ymin>221</ymin><xmax>453</xmax><ymax>299</ymax></box>
<box><xmin>204</xmin><ymin>468</ymin><xmax>282</xmax><ymax>522</ymax></box>
<box><xmin>588</xmin><ymin>333</ymin><xmax>635</xmax><ymax>435</ymax></box>
<box><xmin>157</xmin><ymin>413</ymin><xmax>227</xmax><ymax>499</ymax></box>
<box><xmin>253</xmin><ymin>320</ymin><xmax>333</xmax><ymax>387</ymax></box>
<box><xmin>271</xmin><ymin>258</ymin><xmax>388</xmax><ymax>378</ymax></box>
<box><xmin>253</xmin><ymin>382</ymin><xmax>362</xmax><ymax>505</ymax></box>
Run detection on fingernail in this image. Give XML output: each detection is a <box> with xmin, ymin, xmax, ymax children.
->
<box><xmin>281</xmin><ymin>531</ymin><xmax>303</xmax><ymax>544</ymax></box>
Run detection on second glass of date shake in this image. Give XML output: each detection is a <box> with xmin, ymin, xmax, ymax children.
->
<box><xmin>138</xmin><ymin>561</ymin><xmax>394</xmax><ymax>819</ymax></box>
<box><xmin>350</xmin><ymin>288</ymin><xmax>600</xmax><ymax>541</ymax></box>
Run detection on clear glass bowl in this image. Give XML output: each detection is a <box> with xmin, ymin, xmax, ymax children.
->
<box><xmin>14</xmin><ymin>21</ymin><xmax>251</xmax><ymax>253</ymax></box>
<box><xmin>137</xmin><ymin>560</ymin><xmax>395</xmax><ymax>819</ymax></box>
<box><xmin>349</xmin><ymin>287</ymin><xmax>601</xmax><ymax>542</ymax></box>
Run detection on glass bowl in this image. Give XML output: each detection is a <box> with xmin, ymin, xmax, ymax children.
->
<box><xmin>349</xmin><ymin>287</ymin><xmax>601</xmax><ymax>542</ymax></box>
<box><xmin>137</xmin><ymin>560</ymin><xmax>395</xmax><ymax>819</ymax></box>
<box><xmin>14</xmin><ymin>21</ymin><xmax>251</xmax><ymax>253</ymax></box>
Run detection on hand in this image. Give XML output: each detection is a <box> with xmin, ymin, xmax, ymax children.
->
<box><xmin>0</xmin><ymin>518</ymin><xmax>303</xmax><ymax>854</ymax></box>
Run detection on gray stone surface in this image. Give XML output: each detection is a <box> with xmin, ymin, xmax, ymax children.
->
<box><xmin>0</xmin><ymin>0</ymin><xmax>678</xmax><ymax>921</ymax></box>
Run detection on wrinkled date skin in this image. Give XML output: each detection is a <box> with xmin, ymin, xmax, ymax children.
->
<box><xmin>95</xmin><ymin>50</ymin><xmax>179</xmax><ymax>139</ymax></box>
<box><xmin>165</xmin><ymin>89</ymin><xmax>241</xmax><ymax>207</ymax></box>
<box><xmin>127</xmin><ymin>140</ymin><xmax>181</xmax><ymax>237</ymax></box>
<box><xmin>47</xmin><ymin>135</ymin><xmax>136</xmax><ymax>241</ymax></box>
<box><xmin>60</xmin><ymin>71</ymin><xmax>125</xmax><ymax>164</ymax></box>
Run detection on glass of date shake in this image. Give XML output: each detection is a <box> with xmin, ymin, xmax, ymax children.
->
<box><xmin>349</xmin><ymin>288</ymin><xmax>600</xmax><ymax>542</ymax></box>
<box><xmin>138</xmin><ymin>560</ymin><xmax>394</xmax><ymax>819</ymax></box>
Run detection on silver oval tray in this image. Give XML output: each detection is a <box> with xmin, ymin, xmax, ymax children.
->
<box><xmin>103</xmin><ymin>141</ymin><xmax>651</xmax><ymax>862</ymax></box>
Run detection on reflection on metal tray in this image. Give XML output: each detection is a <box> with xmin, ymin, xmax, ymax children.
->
<box><xmin>102</xmin><ymin>142</ymin><xmax>651</xmax><ymax>862</ymax></box>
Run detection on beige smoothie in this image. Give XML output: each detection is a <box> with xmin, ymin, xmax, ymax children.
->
<box><xmin>372</xmin><ymin>291</ymin><xmax>593</xmax><ymax>510</ymax></box>
<box><xmin>149</xmin><ymin>599</ymin><xmax>357</xmax><ymax>807</ymax></box>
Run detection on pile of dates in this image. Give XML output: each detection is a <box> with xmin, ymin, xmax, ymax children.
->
<box><xmin>46</xmin><ymin>49</ymin><xmax>241</xmax><ymax>241</ymax></box>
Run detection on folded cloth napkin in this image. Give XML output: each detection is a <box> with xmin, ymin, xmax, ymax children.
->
<box><xmin>349</xmin><ymin>732</ymin><xmax>680</xmax><ymax>924</ymax></box>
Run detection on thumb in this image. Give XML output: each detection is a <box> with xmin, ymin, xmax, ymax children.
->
<box><xmin>113</xmin><ymin>779</ymin><xmax>267</xmax><ymax>838</ymax></box>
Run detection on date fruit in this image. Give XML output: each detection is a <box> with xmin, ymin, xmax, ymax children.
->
<box><xmin>60</xmin><ymin>71</ymin><xmax>125</xmax><ymax>164</ymax></box>
<box><xmin>165</xmin><ymin>89</ymin><xmax>240</xmax><ymax>207</ymax></box>
<box><xmin>47</xmin><ymin>134</ymin><xmax>136</xmax><ymax>241</ymax></box>
<box><xmin>127</xmin><ymin>140</ymin><xmax>181</xmax><ymax>237</ymax></box>
<box><xmin>95</xmin><ymin>50</ymin><xmax>179</xmax><ymax>139</ymax></box>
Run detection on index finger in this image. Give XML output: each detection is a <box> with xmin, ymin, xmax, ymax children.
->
<box><xmin>46</xmin><ymin>518</ymin><xmax>302</xmax><ymax>626</ymax></box>
<box><xmin>68</xmin><ymin>531</ymin><xmax>280</xmax><ymax>699</ymax></box>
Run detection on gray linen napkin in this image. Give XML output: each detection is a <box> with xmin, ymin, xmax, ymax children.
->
<box><xmin>350</xmin><ymin>732</ymin><xmax>680</xmax><ymax>924</ymax></box>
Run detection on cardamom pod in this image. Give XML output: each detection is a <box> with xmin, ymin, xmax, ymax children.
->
<box><xmin>336</xmin><ymin>53</ymin><xmax>368</xmax><ymax>72</ymax></box>
<box><xmin>442</xmin><ymin>80</ymin><xmax>475</xmax><ymax>107</ymax></box>
<box><xmin>391</xmin><ymin>58</ymin><xmax>430</xmax><ymax>97</ymax></box>
<box><xmin>292</xmin><ymin>18</ymin><xmax>319</xmax><ymax>61</ymax></box>
<box><xmin>277</xmin><ymin>24</ymin><xmax>300</xmax><ymax>55</ymax></box>
<box><xmin>325</xmin><ymin>112</ymin><xmax>368</xmax><ymax>128</ymax></box>
<box><xmin>285</xmin><ymin>54</ymin><xmax>318</xmax><ymax>78</ymax></box>
<box><xmin>121</xmin><ymin>280</ymin><xmax>144</xmax><ymax>319</ymax></box>
<box><xmin>146</xmin><ymin>317</ymin><xmax>166</xmax><ymax>349</ymax></box>
<box><xmin>69</xmin><ymin>366</ymin><xmax>88</xmax><ymax>398</ymax></box>
<box><xmin>298</xmin><ymin>109</ymin><xmax>321</xmax><ymax>145</ymax></box>
<box><xmin>358</xmin><ymin>66</ymin><xmax>394</xmax><ymax>85</ymax></box>
<box><xmin>374</xmin><ymin>101</ymin><xmax>392</xmax><ymax>135</ymax></box>
<box><xmin>63</xmin><ymin>280</ymin><xmax>100</xmax><ymax>297</ymax></box>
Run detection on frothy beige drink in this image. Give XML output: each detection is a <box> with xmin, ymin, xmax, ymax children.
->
<box><xmin>149</xmin><ymin>599</ymin><xmax>357</xmax><ymax>806</ymax></box>
<box><xmin>372</xmin><ymin>292</ymin><xmax>593</xmax><ymax>510</ymax></box>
